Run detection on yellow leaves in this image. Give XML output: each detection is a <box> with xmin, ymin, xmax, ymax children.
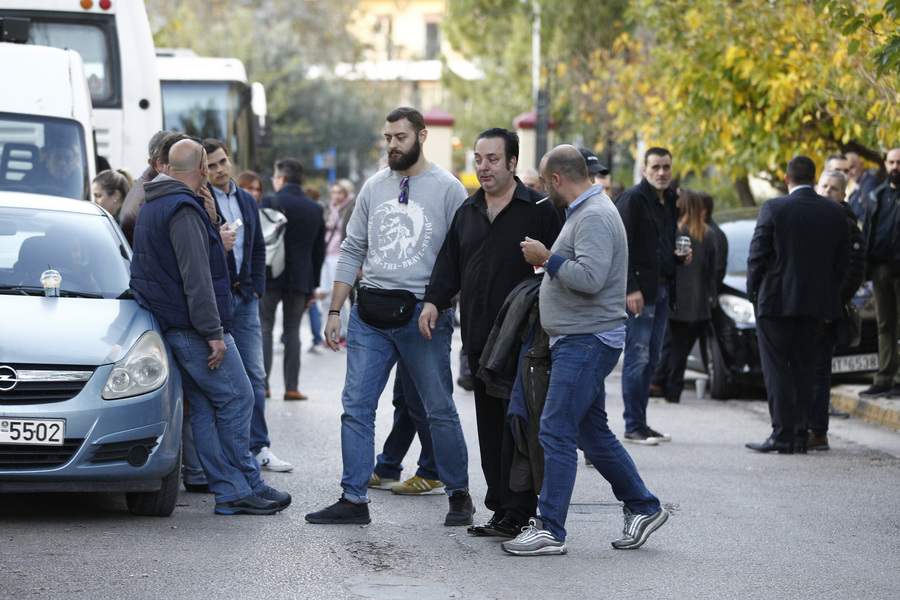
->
<box><xmin>723</xmin><ymin>46</ymin><xmax>746</xmax><ymax>69</ymax></box>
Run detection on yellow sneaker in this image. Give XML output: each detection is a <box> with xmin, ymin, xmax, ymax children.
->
<box><xmin>391</xmin><ymin>475</ymin><xmax>446</xmax><ymax>496</ymax></box>
<box><xmin>368</xmin><ymin>473</ymin><xmax>400</xmax><ymax>490</ymax></box>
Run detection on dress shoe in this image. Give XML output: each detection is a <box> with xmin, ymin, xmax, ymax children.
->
<box><xmin>745</xmin><ymin>436</ymin><xmax>794</xmax><ymax>454</ymax></box>
<box><xmin>284</xmin><ymin>391</ymin><xmax>308</xmax><ymax>401</ymax></box>
<box><xmin>183</xmin><ymin>482</ymin><xmax>212</xmax><ymax>494</ymax></box>
<box><xmin>808</xmin><ymin>432</ymin><xmax>829</xmax><ymax>451</ymax></box>
<box><xmin>649</xmin><ymin>384</ymin><xmax>666</xmax><ymax>398</ymax></box>
<box><xmin>467</xmin><ymin>514</ymin><xmax>502</xmax><ymax>536</ymax></box>
<box><xmin>484</xmin><ymin>517</ymin><xmax>524</xmax><ymax>539</ymax></box>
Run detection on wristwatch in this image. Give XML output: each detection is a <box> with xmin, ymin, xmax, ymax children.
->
<box><xmin>541</xmin><ymin>255</ymin><xmax>552</xmax><ymax>271</ymax></box>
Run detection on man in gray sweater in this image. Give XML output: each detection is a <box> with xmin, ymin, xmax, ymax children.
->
<box><xmin>502</xmin><ymin>145</ymin><xmax>667</xmax><ymax>556</ymax></box>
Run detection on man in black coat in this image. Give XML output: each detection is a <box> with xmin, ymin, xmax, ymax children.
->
<box><xmin>259</xmin><ymin>158</ymin><xmax>326</xmax><ymax>400</ymax></box>
<box><xmin>746</xmin><ymin>156</ymin><xmax>849</xmax><ymax>454</ymax></box>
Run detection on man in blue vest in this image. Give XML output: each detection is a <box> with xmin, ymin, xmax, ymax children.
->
<box><xmin>130</xmin><ymin>138</ymin><xmax>290</xmax><ymax>515</ymax></box>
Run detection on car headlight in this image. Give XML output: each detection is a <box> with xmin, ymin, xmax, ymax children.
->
<box><xmin>102</xmin><ymin>330</ymin><xmax>169</xmax><ymax>400</ymax></box>
<box><xmin>719</xmin><ymin>293</ymin><xmax>756</xmax><ymax>326</ymax></box>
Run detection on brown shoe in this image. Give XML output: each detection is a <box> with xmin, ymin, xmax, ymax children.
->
<box><xmin>265</xmin><ymin>389</ymin><xmax>270</xmax><ymax>399</ymax></box>
<box><xmin>649</xmin><ymin>384</ymin><xmax>665</xmax><ymax>398</ymax></box>
<box><xmin>807</xmin><ymin>432</ymin><xmax>829</xmax><ymax>451</ymax></box>
<box><xmin>284</xmin><ymin>391</ymin><xmax>308</xmax><ymax>401</ymax></box>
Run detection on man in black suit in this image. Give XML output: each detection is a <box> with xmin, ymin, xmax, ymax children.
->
<box><xmin>746</xmin><ymin>156</ymin><xmax>849</xmax><ymax>454</ymax></box>
<box><xmin>259</xmin><ymin>158</ymin><xmax>326</xmax><ymax>400</ymax></box>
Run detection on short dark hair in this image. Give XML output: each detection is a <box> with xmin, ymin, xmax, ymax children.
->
<box><xmin>476</xmin><ymin>128</ymin><xmax>519</xmax><ymax>170</ymax></box>
<box><xmin>546</xmin><ymin>145</ymin><xmax>589</xmax><ymax>181</ymax></box>
<box><xmin>202</xmin><ymin>138</ymin><xmax>228</xmax><ymax>157</ymax></box>
<box><xmin>154</xmin><ymin>131</ymin><xmax>188</xmax><ymax>166</ymax></box>
<box><xmin>826</xmin><ymin>152</ymin><xmax>847</xmax><ymax>163</ymax></box>
<box><xmin>644</xmin><ymin>147</ymin><xmax>672</xmax><ymax>164</ymax></box>
<box><xmin>275</xmin><ymin>158</ymin><xmax>304</xmax><ymax>185</ymax></box>
<box><xmin>386</xmin><ymin>107</ymin><xmax>425</xmax><ymax>135</ymax></box>
<box><xmin>786</xmin><ymin>155</ymin><xmax>817</xmax><ymax>186</ymax></box>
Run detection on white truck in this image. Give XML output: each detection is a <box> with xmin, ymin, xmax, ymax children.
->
<box><xmin>0</xmin><ymin>33</ymin><xmax>96</xmax><ymax>201</ymax></box>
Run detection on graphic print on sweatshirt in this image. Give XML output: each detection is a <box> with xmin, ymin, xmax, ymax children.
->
<box><xmin>368</xmin><ymin>199</ymin><xmax>434</xmax><ymax>270</ymax></box>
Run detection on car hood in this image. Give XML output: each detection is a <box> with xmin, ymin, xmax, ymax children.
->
<box><xmin>0</xmin><ymin>296</ymin><xmax>156</xmax><ymax>366</ymax></box>
<box><xmin>722</xmin><ymin>273</ymin><xmax>748</xmax><ymax>297</ymax></box>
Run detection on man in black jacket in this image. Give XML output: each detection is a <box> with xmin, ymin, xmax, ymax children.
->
<box><xmin>259</xmin><ymin>158</ymin><xmax>326</xmax><ymax>401</ymax></box>
<box><xmin>420</xmin><ymin>128</ymin><xmax>562</xmax><ymax>538</ymax></box>
<box><xmin>616</xmin><ymin>147</ymin><xmax>686</xmax><ymax>445</ymax></box>
<box><xmin>746</xmin><ymin>156</ymin><xmax>849</xmax><ymax>454</ymax></box>
<box><xmin>860</xmin><ymin>148</ymin><xmax>900</xmax><ymax>399</ymax></box>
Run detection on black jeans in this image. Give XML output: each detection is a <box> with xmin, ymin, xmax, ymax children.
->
<box><xmin>469</xmin><ymin>353</ymin><xmax>537</xmax><ymax>525</ymax></box>
<box><xmin>259</xmin><ymin>288</ymin><xmax>309</xmax><ymax>393</ymax></box>
<box><xmin>656</xmin><ymin>320</ymin><xmax>707</xmax><ymax>402</ymax></box>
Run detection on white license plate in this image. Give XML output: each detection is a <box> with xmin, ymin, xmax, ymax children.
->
<box><xmin>0</xmin><ymin>418</ymin><xmax>66</xmax><ymax>446</ymax></box>
<box><xmin>832</xmin><ymin>353</ymin><xmax>879</xmax><ymax>374</ymax></box>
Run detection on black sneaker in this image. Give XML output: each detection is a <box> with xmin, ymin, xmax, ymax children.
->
<box><xmin>623</xmin><ymin>429</ymin><xmax>659</xmax><ymax>445</ymax></box>
<box><xmin>305</xmin><ymin>498</ymin><xmax>371</xmax><ymax>524</ymax></box>
<box><xmin>257</xmin><ymin>485</ymin><xmax>291</xmax><ymax>509</ymax></box>
<box><xmin>860</xmin><ymin>384</ymin><xmax>892</xmax><ymax>398</ymax></box>
<box><xmin>642</xmin><ymin>426</ymin><xmax>672</xmax><ymax>442</ymax></box>
<box><xmin>214</xmin><ymin>493</ymin><xmax>282</xmax><ymax>515</ymax></box>
<box><xmin>445</xmin><ymin>491</ymin><xmax>475</xmax><ymax>526</ymax></box>
<box><xmin>888</xmin><ymin>385</ymin><xmax>900</xmax><ymax>398</ymax></box>
<box><xmin>611</xmin><ymin>507</ymin><xmax>668</xmax><ymax>549</ymax></box>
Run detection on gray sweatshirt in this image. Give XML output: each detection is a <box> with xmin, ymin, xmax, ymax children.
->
<box><xmin>335</xmin><ymin>163</ymin><xmax>467</xmax><ymax>298</ymax></box>
<box><xmin>539</xmin><ymin>191</ymin><xmax>628</xmax><ymax>337</ymax></box>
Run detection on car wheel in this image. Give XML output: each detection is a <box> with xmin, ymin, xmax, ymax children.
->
<box><xmin>126</xmin><ymin>452</ymin><xmax>180</xmax><ymax>517</ymax></box>
<box><xmin>706</xmin><ymin>333</ymin><xmax>740</xmax><ymax>400</ymax></box>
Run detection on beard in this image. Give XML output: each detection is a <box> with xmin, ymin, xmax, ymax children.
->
<box><xmin>890</xmin><ymin>170</ymin><xmax>900</xmax><ymax>187</ymax></box>
<box><xmin>388</xmin><ymin>137</ymin><xmax>421</xmax><ymax>172</ymax></box>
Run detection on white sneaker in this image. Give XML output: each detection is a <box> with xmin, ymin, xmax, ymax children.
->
<box><xmin>256</xmin><ymin>447</ymin><xmax>293</xmax><ymax>472</ymax></box>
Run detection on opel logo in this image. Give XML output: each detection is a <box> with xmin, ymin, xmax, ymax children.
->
<box><xmin>0</xmin><ymin>365</ymin><xmax>18</xmax><ymax>391</ymax></box>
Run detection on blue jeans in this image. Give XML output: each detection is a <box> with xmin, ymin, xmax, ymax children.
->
<box><xmin>622</xmin><ymin>284</ymin><xmax>670</xmax><ymax>432</ymax></box>
<box><xmin>165</xmin><ymin>329</ymin><xmax>264</xmax><ymax>503</ymax></box>
<box><xmin>232</xmin><ymin>295</ymin><xmax>270</xmax><ymax>454</ymax></box>
<box><xmin>538</xmin><ymin>335</ymin><xmax>660</xmax><ymax>541</ymax></box>
<box><xmin>373</xmin><ymin>360</ymin><xmax>439</xmax><ymax>481</ymax></box>
<box><xmin>340</xmin><ymin>303</ymin><xmax>468</xmax><ymax>503</ymax></box>
<box><xmin>308</xmin><ymin>302</ymin><xmax>323</xmax><ymax>346</ymax></box>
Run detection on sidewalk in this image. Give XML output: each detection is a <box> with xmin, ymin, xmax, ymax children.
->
<box><xmin>831</xmin><ymin>384</ymin><xmax>900</xmax><ymax>431</ymax></box>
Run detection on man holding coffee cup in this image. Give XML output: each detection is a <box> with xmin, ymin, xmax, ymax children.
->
<box><xmin>615</xmin><ymin>147</ymin><xmax>691</xmax><ymax>445</ymax></box>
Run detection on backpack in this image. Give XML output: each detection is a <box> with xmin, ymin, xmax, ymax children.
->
<box><xmin>259</xmin><ymin>206</ymin><xmax>287</xmax><ymax>279</ymax></box>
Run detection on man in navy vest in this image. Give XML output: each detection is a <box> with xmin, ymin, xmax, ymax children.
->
<box><xmin>130</xmin><ymin>138</ymin><xmax>290</xmax><ymax>515</ymax></box>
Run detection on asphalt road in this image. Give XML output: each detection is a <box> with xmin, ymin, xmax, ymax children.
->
<box><xmin>2</xmin><ymin>316</ymin><xmax>899</xmax><ymax>600</ymax></box>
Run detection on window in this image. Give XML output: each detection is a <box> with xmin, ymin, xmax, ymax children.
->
<box><xmin>425</xmin><ymin>22</ymin><xmax>441</xmax><ymax>60</ymax></box>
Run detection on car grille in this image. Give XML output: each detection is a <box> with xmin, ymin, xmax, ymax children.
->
<box><xmin>0</xmin><ymin>364</ymin><xmax>94</xmax><ymax>405</ymax></box>
<box><xmin>0</xmin><ymin>439</ymin><xmax>83</xmax><ymax>469</ymax></box>
<box><xmin>89</xmin><ymin>437</ymin><xmax>159</xmax><ymax>464</ymax></box>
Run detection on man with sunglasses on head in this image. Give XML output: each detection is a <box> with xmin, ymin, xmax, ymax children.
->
<box><xmin>306</xmin><ymin>106</ymin><xmax>473</xmax><ymax>527</ymax></box>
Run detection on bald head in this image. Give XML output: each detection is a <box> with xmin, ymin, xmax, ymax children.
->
<box><xmin>167</xmin><ymin>139</ymin><xmax>207</xmax><ymax>192</ymax></box>
<box><xmin>540</xmin><ymin>144</ymin><xmax>593</xmax><ymax>208</ymax></box>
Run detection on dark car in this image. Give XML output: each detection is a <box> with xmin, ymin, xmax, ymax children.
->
<box><xmin>687</xmin><ymin>208</ymin><xmax>878</xmax><ymax>399</ymax></box>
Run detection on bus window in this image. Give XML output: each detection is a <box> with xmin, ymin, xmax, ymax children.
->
<box><xmin>24</xmin><ymin>21</ymin><xmax>116</xmax><ymax>108</ymax></box>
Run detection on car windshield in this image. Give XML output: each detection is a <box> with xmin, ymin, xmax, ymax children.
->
<box><xmin>719</xmin><ymin>219</ymin><xmax>756</xmax><ymax>275</ymax></box>
<box><xmin>0</xmin><ymin>114</ymin><xmax>88</xmax><ymax>200</ymax></box>
<box><xmin>0</xmin><ymin>206</ymin><xmax>129</xmax><ymax>298</ymax></box>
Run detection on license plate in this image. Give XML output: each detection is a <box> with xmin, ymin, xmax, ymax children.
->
<box><xmin>0</xmin><ymin>418</ymin><xmax>66</xmax><ymax>446</ymax></box>
<box><xmin>832</xmin><ymin>353</ymin><xmax>879</xmax><ymax>374</ymax></box>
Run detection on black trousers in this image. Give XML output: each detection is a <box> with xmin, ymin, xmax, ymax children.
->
<box><xmin>757</xmin><ymin>316</ymin><xmax>823</xmax><ymax>442</ymax></box>
<box><xmin>656</xmin><ymin>320</ymin><xmax>707</xmax><ymax>402</ymax></box>
<box><xmin>468</xmin><ymin>354</ymin><xmax>537</xmax><ymax>525</ymax></box>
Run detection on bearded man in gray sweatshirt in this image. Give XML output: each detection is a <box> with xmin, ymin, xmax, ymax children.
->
<box><xmin>305</xmin><ymin>107</ymin><xmax>473</xmax><ymax>527</ymax></box>
<box><xmin>502</xmin><ymin>144</ymin><xmax>667</xmax><ymax>556</ymax></box>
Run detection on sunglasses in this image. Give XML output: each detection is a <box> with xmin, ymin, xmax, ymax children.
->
<box><xmin>398</xmin><ymin>176</ymin><xmax>409</xmax><ymax>204</ymax></box>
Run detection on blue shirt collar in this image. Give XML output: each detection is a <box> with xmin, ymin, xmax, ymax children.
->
<box><xmin>566</xmin><ymin>184</ymin><xmax>604</xmax><ymax>219</ymax></box>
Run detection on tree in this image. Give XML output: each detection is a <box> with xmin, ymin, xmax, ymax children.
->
<box><xmin>147</xmin><ymin>0</ymin><xmax>385</xmax><ymax>184</ymax></box>
<box><xmin>593</xmin><ymin>0</ymin><xmax>900</xmax><ymax>205</ymax></box>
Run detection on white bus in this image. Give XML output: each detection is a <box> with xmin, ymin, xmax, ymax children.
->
<box><xmin>0</xmin><ymin>0</ymin><xmax>162</xmax><ymax>175</ymax></box>
<box><xmin>156</xmin><ymin>49</ymin><xmax>270</xmax><ymax>174</ymax></box>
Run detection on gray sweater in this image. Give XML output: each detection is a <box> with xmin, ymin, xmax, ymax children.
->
<box><xmin>335</xmin><ymin>163</ymin><xmax>467</xmax><ymax>298</ymax></box>
<box><xmin>539</xmin><ymin>191</ymin><xmax>628</xmax><ymax>337</ymax></box>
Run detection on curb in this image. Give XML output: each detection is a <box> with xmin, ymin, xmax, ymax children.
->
<box><xmin>831</xmin><ymin>385</ymin><xmax>900</xmax><ymax>431</ymax></box>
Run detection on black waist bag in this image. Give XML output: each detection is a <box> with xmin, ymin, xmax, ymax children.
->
<box><xmin>356</xmin><ymin>286</ymin><xmax>419</xmax><ymax>329</ymax></box>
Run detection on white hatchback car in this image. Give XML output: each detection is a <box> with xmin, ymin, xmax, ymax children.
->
<box><xmin>0</xmin><ymin>192</ymin><xmax>182</xmax><ymax>516</ymax></box>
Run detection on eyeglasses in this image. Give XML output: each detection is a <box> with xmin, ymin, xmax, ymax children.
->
<box><xmin>398</xmin><ymin>176</ymin><xmax>409</xmax><ymax>204</ymax></box>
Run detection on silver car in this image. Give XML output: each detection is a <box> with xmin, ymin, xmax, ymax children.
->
<box><xmin>0</xmin><ymin>193</ymin><xmax>182</xmax><ymax>516</ymax></box>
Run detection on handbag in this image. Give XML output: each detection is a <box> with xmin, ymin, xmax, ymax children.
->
<box><xmin>834</xmin><ymin>301</ymin><xmax>862</xmax><ymax>349</ymax></box>
<box><xmin>259</xmin><ymin>206</ymin><xmax>287</xmax><ymax>279</ymax></box>
<box><xmin>356</xmin><ymin>286</ymin><xmax>419</xmax><ymax>329</ymax></box>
